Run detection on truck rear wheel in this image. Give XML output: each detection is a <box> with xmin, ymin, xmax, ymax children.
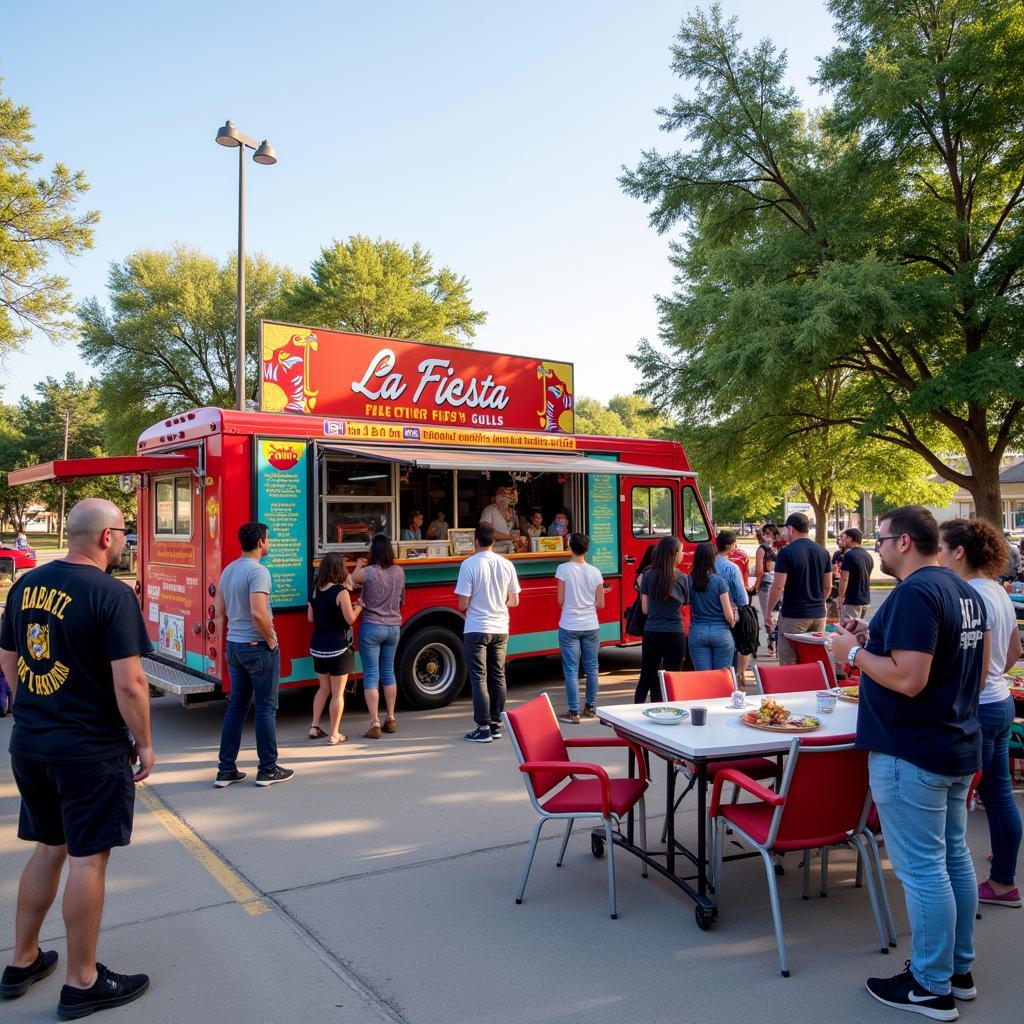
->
<box><xmin>397</xmin><ymin>625</ymin><xmax>467</xmax><ymax>709</ymax></box>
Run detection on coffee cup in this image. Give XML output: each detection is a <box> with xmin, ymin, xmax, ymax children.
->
<box><xmin>691</xmin><ymin>706</ymin><xmax>708</xmax><ymax>726</ymax></box>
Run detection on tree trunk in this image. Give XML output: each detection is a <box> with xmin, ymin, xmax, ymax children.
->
<box><xmin>808</xmin><ymin>498</ymin><xmax>830</xmax><ymax>546</ymax></box>
<box><xmin>965</xmin><ymin>455</ymin><xmax>1003</xmax><ymax>528</ymax></box>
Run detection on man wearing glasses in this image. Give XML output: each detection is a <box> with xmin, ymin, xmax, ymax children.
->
<box><xmin>831</xmin><ymin>506</ymin><xmax>988</xmax><ymax>1020</ymax></box>
<box><xmin>0</xmin><ymin>499</ymin><xmax>153</xmax><ymax>1017</ymax></box>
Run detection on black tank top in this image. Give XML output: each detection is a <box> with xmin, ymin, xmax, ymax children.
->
<box><xmin>309</xmin><ymin>585</ymin><xmax>352</xmax><ymax>655</ymax></box>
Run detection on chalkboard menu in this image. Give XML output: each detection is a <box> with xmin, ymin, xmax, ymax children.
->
<box><xmin>255</xmin><ymin>438</ymin><xmax>310</xmax><ymax>608</ymax></box>
<box><xmin>586</xmin><ymin>455</ymin><xmax>619</xmax><ymax>574</ymax></box>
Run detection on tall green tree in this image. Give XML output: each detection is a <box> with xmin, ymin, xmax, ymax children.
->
<box><xmin>621</xmin><ymin>2</ymin><xmax>1024</xmax><ymax>526</ymax></box>
<box><xmin>78</xmin><ymin>247</ymin><xmax>296</xmax><ymax>450</ymax></box>
<box><xmin>284</xmin><ymin>235</ymin><xmax>486</xmax><ymax>345</ymax></box>
<box><xmin>574</xmin><ymin>394</ymin><xmax>672</xmax><ymax>438</ymax></box>
<box><xmin>0</xmin><ymin>77</ymin><xmax>98</xmax><ymax>354</ymax></box>
<box><xmin>0</xmin><ymin>400</ymin><xmax>40</xmax><ymax>534</ymax></box>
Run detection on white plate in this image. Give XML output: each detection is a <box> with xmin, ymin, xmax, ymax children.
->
<box><xmin>642</xmin><ymin>707</ymin><xmax>689</xmax><ymax>725</ymax></box>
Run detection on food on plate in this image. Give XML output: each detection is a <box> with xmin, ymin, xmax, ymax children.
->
<box><xmin>837</xmin><ymin>685</ymin><xmax>859</xmax><ymax>700</ymax></box>
<box><xmin>756</xmin><ymin>699</ymin><xmax>792</xmax><ymax>725</ymax></box>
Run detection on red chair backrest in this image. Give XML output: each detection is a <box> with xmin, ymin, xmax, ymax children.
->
<box><xmin>755</xmin><ymin>662</ymin><xmax>828</xmax><ymax>694</ymax></box>
<box><xmin>774</xmin><ymin>737</ymin><xmax>868</xmax><ymax>848</ymax></box>
<box><xmin>792</xmin><ymin>639</ymin><xmax>839</xmax><ymax>687</ymax></box>
<box><xmin>661</xmin><ymin>669</ymin><xmax>734</xmax><ymax>701</ymax></box>
<box><xmin>505</xmin><ymin>694</ymin><xmax>571</xmax><ymax>799</ymax></box>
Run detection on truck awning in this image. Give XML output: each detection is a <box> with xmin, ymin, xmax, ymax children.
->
<box><xmin>8</xmin><ymin>453</ymin><xmax>199</xmax><ymax>486</ymax></box>
<box><xmin>318</xmin><ymin>444</ymin><xmax>695</xmax><ymax>478</ymax></box>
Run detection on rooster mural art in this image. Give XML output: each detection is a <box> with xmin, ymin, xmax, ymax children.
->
<box><xmin>261</xmin><ymin>325</ymin><xmax>319</xmax><ymax>413</ymax></box>
<box><xmin>537</xmin><ymin>363</ymin><xmax>575</xmax><ymax>433</ymax></box>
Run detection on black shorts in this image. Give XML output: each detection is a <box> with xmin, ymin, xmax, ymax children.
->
<box><xmin>312</xmin><ymin>648</ymin><xmax>355</xmax><ymax>677</ymax></box>
<box><xmin>12</xmin><ymin>754</ymin><xmax>135</xmax><ymax>857</ymax></box>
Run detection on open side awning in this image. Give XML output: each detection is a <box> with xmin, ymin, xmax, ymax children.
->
<box><xmin>8</xmin><ymin>453</ymin><xmax>199</xmax><ymax>486</ymax></box>
<box><xmin>316</xmin><ymin>443</ymin><xmax>695</xmax><ymax>478</ymax></box>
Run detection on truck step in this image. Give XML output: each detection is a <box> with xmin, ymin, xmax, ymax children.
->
<box><xmin>143</xmin><ymin>656</ymin><xmax>218</xmax><ymax>697</ymax></box>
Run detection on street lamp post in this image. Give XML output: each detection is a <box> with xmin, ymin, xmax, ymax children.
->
<box><xmin>214</xmin><ymin>121</ymin><xmax>277</xmax><ymax>411</ymax></box>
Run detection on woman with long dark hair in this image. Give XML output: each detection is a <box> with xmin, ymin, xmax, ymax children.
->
<box><xmin>307</xmin><ymin>552</ymin><xmax>362</xmax><ymax>744</ymax></box>
<box><xmin>688</xmin><ymin>541</ymin><xmax>737</xmax><ymax>671</ymax></box>
<box><xmin>938</xmin><ymin>518</ymin><xmax>1023</xmax><ymax>907</ymax></box>
<box><xmin>634</xmin><ymin>536</ymin><xmax>689</xmax><ymax>703</ymax></box>
<box><xmin>349</xmin><ymin>534</ymin><xmax>406</xmax><ymax>738</ymax></box>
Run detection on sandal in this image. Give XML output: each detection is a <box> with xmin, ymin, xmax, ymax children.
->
<box><xmin>362</xmin><ymin>723</ymin><xmax>381</xmax><ymax>739</ymax></box>
<box><xmin>308</xmin><ymin>726</ymin><xmax>327</xmax><ymax>739</ymax></box>
<box><xmin>383</xmin><ymin>717</ymin><xmax>397</xmax><ymax>733</ymax></box>
<box><xmin>328</xmin><ymin>734</ymin><xmax>348</xmax><ymax>745</ymax></box>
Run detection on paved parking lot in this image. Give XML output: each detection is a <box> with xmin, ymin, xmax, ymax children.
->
<box><xmin>1</xmin><ymin>646</ymin><xmax>1020</xmax><ymax>1024</ymax></box>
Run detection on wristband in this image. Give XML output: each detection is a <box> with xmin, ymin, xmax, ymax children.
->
<box><xmin>848</xmin><ymin>644</ymin><xmax>861</xmax><ymax>666</ymax></box>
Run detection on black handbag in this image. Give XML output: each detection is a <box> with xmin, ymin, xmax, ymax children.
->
<box><xmin>624</xmin><ymin>594</ymin><xmax>647</xmax><ymax>636</ymax></box>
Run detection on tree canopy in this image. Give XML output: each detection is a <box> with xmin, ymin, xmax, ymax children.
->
<box><xmin>574</xmin><ymin>394</ymin><xmax>672</xmax><ymax>438</ymax></box>
<box><xmin>0</xmin><ymin>77</ymin><xmax>98</xmax><ymax>355</ymax></box>
<box><xmin>621</xmin><ymin>1</ymin><xmax>1024</xmax><ymax>526</ymax></box>
<box><xmin>284</xmin><ymin>235</ymin><xmax>487</xmax><ymax>346</ymax></box>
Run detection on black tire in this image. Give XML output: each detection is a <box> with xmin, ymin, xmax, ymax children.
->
<box><xmin>591</xmin><ymin>833</ymin><xmax>606</xmax><ymax>858</ymax></box>
<box><xmin>396</xmin><ymin>625</ymin><xmax>467</xmax><ymax>709</ymax></box>
<box><xmin>695</xmin><ymin>905</ymin><xmax>713</xmax><ymax>931</ymax></box>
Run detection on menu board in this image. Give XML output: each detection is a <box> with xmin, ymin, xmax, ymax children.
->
<box><xmin>255</xmin><ymin>438</ymin><xmax>310</xmax><ymax>608</ymax></box>
<box><xmin>586</xmin><ymin>455</ymin><xmax>619</xmax><ymax>574</ymax></box>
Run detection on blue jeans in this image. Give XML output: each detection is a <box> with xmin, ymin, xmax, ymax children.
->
<box><xmin>359</xmin><ymin>622</ymin><xmax>400</xmax><ymax>690</ymax></box>
<box><xmin>869</xmin><ymin>752</ymin><xmax>976</xmax><ymax>995</ymax></box>
<box><xmin>978</xmin><ymin>697</ymin><xmax>1022</xmax><ymax>886</ymax></box>
<box><xmin>688</xmin><ymin>621</ymin><xmax>735</xmax><ymax>671</ymax></box>
<box><xmin>560</xmin><ymin>627</ymin><xmax>600</xmax><ymax>713</ymax></box>
<box><xmin>218</xmin><ymin>641</ymin><xmax>280</xmax><ymax>774</ymax></box>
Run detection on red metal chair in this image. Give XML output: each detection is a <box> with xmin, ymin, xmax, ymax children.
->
<box><xmin>753</xmin><ymin>661</ymin><xmax>830</xmax><ymax>695</ymax></box>
<box><xmin>792</xmin><ymin>636</ymin><xmax>839</xmax><ymax>687</ymax></box>
<box><xmin>657</xmin><ymin>670</ymin><xmax>780</xmax><ymax>843</ymax></box>
<box><xmin>503</xmin><ymin>693</ymin><xmax>649</xmax><ymax>919</ymax></box>
<box><xmin>710</xmin><ymin>734</ymin><xmax>892</xmax><ymax>976</ymax></box>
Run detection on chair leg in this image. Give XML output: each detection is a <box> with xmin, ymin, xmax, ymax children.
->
<box><xmin>802</xmin><ymin>851</ymin><xmax>811</xmax><ymax>900</ymax></box>
<box><xmin>661</xmin><ymin>770</ymin><xmax>696</xmax><ymax>843</ymax></box>
<box><xmin>605</xmin><ymin>818</ymin><xmax>618</xmax><ymax>919</ymax></box>
<box><xmin>516</xmin><ymin>817</ymin><xmax>545</xmax><ymax>905</ymax></box>
<box><xmin>864</xmin><ymin>832</ymin><xmax>897</xmax><ymax>946</ymax></box>
<box><xmin>556</xmin><ymin>819</ymin><xmax>574</xmax><ymax>867</ymax></box>
<box><xmin>637</xmin><ymin>798</ymin><xmax>648</xmax><ymax>879</ymax></box>
<box><xmin>712</xmin><ymin>819</ymin><xmax>725</xmax><ymax>907</ymax></box>
<box><xmin>855</xmin><ymin>850</ymin><xmax>863</xmax><ymax>888</ymax></box>
<box><xmin>761</xmin><ymin>848</ymin><xmax>790</xmax><ymax>977</ymax></box>
<box><xmin>852</xmin><ymin>836</ymin><xmax>889</xmax><ymax>953</ymax></box>
<box><xmin>820</xmin><ymin>846</ymin><xmax>829</xmax><ymax>897</ymax></box>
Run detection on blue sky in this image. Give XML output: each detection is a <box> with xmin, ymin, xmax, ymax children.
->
<box><xmin>2</xmin><ymin>0</ymin><xmax>836</xmax><ymax>408</ymax></box>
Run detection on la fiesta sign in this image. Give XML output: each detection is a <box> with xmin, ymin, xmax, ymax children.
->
<box><xmin>260</xmin><ymin>321</ymin><xmax>575</xmax><ymax>434</ymax></box>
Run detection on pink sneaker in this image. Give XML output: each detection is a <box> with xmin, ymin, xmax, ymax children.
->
<box><xmin>978</xmin><ymin>879</ymin><xmax>1022</xmax><ymax>907</ymax></box>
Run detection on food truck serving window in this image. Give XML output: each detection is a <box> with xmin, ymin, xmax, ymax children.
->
<box><xmin>153</xmin><ymin>476</ymin><xmax>193</xmax><ymax>538</ymax></box>
<box><xmin>321</xmin><ymin>459</ymin><xmax>396</xmax><ymax>549</ymax></box>
<box><xmin>631</xmin><ymin>485</ymin><xmax>674</xmax><ymax>538</ymax></box>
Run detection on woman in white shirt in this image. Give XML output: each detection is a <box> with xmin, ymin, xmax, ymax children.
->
<box><xmin>938</xmin><ymin>518</ymin><xmax>1023</xmax><ymax>908</ymax></box>
<box><xmin>555</xmin><ymin>533</ymin><xmax>605</xmax><ymax>724</ymax></box>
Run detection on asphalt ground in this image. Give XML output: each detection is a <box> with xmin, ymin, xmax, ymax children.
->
<box><xmin>2</xmin><ymin>638</ymin><xmax>1021</xmax><ymax>1024</ymax></box>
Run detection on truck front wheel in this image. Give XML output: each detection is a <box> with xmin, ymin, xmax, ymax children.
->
<box><xmin>396</xmin><ymin>626</ymin><xmax>467</xmax><ymax>709</ymax></box>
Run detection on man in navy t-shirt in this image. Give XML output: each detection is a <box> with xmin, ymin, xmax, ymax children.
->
<box><xmin>764</xmin><ymin>512</ymin><xmax>831</xmax><ymax>665</ymax></box>
<box><xmin>831</xmin><ymin>506</ymin><xmax>988</xmax><ymax>1019</ymax></box>
<box><xmin>836</xmin><ymin>528</ymin><xmax>874</xmax><ymax>620</ymax></box>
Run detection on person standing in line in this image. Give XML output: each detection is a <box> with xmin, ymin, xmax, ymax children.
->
<box><xmin>556</xmin><ymin>533</ymin><xmax>605</xmax><ymax>724</ymax></box>
<box><xmin>635</xmin><ymin>536</ymin><xmax>691</xmax><ymax>701</ymax></box>
<box><xmin>349</xmin><ymin>534</ymin><xmax>405</xmax><ymax>739</ymax></box>
<box><xmin>455</xmin><ymin>522</ymin><xmax>521</xmax><ymax>742</ymax></box>
<box><xmin>765</xmin><ymin>513</ymin><xmax>831</xmax><ymax>666</ymax></box>
<box><xmin>827</xmin><ymin>532</ymin><xmax>846</xmax><ymax>619</ymax></box>
<box><xmin>214</xmin><ymin>522</ymin><xmax>293</xmax><ymax>788</ymax></box>
<box><xmin>836</xmin><ymin>527</ymin><xmax>874</xmax><ymax>621</ymax></box>
<box><xmin>1004</xmin><ymin>531</ymin><xmax>1021</xmax><ymax>577</ymax></box>
<box><xmin>938</xmin><ymin>518</ymin><xmax>1022</xmax><ymax>909</ymax></box>
<box><xmin>831</xmin><ymin>506</ymin><xmax>988</xmax><ymax>1019</ymax></box>
<box><xmin>753</xmin><ymin>525</ymin><xmax>778</xmax><ymax>655</ymax></box>
<box><xmin>0</xmin><ymin>498</ymin><xmax>152</xmax><ymax>1017</ymax></box>
<box><xmin>714</xmin><ymin>530</ymin><xmax>752</xmax><ymax>680</ymax></box>
<box><xmin>307</xmin><ymin>552</ymin><xmax>362</xmax><ymax>745</ymax></box>
<box><xmin>687</xmin><ymin>541</ymin><xmax>736</xmax><ymax>672</ymax></box>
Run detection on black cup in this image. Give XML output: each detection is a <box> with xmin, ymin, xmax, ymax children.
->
<box><xmin>691</xmin><ymin>706</ymin><xmax>708</xmax><ymax>726</ymax></box>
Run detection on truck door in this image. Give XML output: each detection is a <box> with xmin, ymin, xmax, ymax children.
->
<box><xmin>620</xmin><ymin>478</ymin><xmax>679</xmax><ymax>637</ymax></box>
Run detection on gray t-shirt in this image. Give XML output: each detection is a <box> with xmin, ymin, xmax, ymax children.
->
<box><xmin>220</xmin><ymin>556</ymin><xmax>272</xmax><ymax>642</ymax></box>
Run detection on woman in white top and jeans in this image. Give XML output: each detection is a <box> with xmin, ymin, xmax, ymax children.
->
<box><xmin>555</xmin><ymin>533</ymin><xmax>605</xmax><ymax>724</ymax></box>
<box><xmin>938</xmin><ymin>518</ymin><xmax>1023</xmax><ymax>907</ymax></box>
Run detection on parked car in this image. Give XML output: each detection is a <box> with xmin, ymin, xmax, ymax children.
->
<box><xmin>0</xmin><ymin>544</ymin><xmax>37</xmax><ymax>580</ymax></box>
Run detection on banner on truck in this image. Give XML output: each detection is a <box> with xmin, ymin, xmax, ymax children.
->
<box><xmin>260</xmin><ymin>321</ymin><xmax>575</xmax><ymax>435</ymax></box>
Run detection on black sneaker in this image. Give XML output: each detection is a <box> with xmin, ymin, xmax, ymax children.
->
<box><xmin>1</xmin><ymin>948</ymin><xmax>58</xmax><ymax>998</ymax></box>
<box><xmin>866</xmin><ymin>962</ymin><xmax>958</xmax><ymax>1021</ymax></box>
<box><xmin>57</xmin><ymin>963</ymin><xmax>149</xmax><ymax>1019</ymax></box>
<box><xmin>464</xmin><ymin>726</ymin><xmax>493</xmax><ymax>743</ymax></box>
<box><xmin>489</xmin><ymin>721</ymin><xmax>503</xmax><ymax>739</ymax></box>
<box><xmin>255</xmin><ymin>765</ymin><xmax>294</xmax><ymax>787</ymax></box>
<box><xmin>950</xmin><ymin>972</ymin><xmax>976</xmax><ymax>1000</ymax></box>
<box><xmin>214</xmin><ymin>769</ymin><xmax>246</xmax><ymax>788</ymax></box>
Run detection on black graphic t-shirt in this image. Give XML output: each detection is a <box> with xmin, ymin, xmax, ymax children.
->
<box><xmin>841</xmin><ymin>546</ymin><xmax>874</xmax><ymax>606</ymax></box>
<box><xmin>855</xmin><ymin>566</ymin><xmax>987</xmax><ymax>776</ymax></box>
<box><xmin>0</xmin><ymin>561</ymin><xmax>153</xmax><ymax>762</ymax></box>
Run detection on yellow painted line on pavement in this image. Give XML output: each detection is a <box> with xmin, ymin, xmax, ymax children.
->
<box><xmin>137</xmin><ymin>785</ymin><xmax>270</xmax><ymax>917</ymax></box>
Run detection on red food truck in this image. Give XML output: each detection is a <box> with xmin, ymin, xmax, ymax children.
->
<box><xmin>11</xmin><ymin>322</ymin><xmax>736</xmax><ymax>709</ymax></box>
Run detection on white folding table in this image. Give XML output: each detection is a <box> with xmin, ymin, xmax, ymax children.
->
<box><xmin>597</xmin><ymin>692</ymin><xmax>859</xmax><ymax>930</ymax></box>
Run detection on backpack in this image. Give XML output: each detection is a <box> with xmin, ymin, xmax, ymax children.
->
<box><xmin>731</xmin><ymin>604</ymin><xmax>760</xmax><ymax>656</ymax></box>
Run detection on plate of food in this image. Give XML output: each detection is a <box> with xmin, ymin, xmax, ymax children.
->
<box><xmin>835</xmin><ymin>685</ymin><xmax>859</xmax><ymax>703</ymax></box>
<box><xmin>740</xmin><ymin>699</ymin><xmax>822</xmax><ymax>733</ymax></box>
<box><xmin>642</xmin><ymin>706</ymin><xmax>689</xmax><ymax>725</ymax></box>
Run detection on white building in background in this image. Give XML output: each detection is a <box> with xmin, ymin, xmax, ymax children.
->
<box><xmin>946</xmin><ymin>455</ymin><xmax>1024</xmax><ymax>533</ymax></box>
